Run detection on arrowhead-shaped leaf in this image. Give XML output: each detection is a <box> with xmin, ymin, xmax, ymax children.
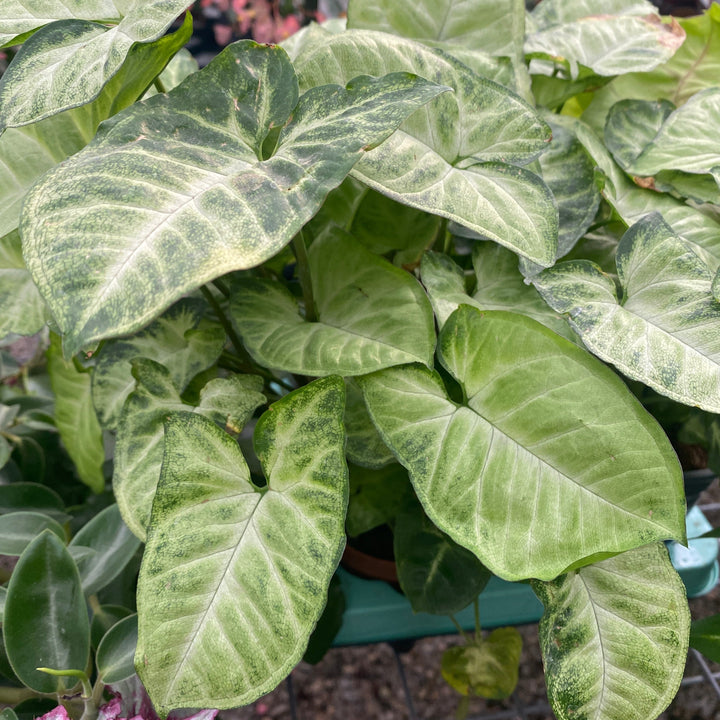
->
<box><xmin>114</xmin><ymin>359</ymin><xmax>265</xmax><ymax>540</ymax></box>
<box><xmin>0</xmin><ymin>231</ymin><xmax>46</xmax><ymax>339</ymax></box>
<box><xmin>136</xmin><ymin>377</ymin><xmax>347</xmax><ymax>713</ymax></box>
<box><xmin>92</xmin><ymin>299</ymin><xmax>226</xmax><ymax>430</ymax></box>
<box><xmin>47</xmin><ymin>333</ymin><xmax>105</xmax><ymax>493</ymax></box>
<box><xmin>533</xmin><ymin>543</ymin><xmax>689</xmax><ymax>720</ymax></box>
<box><xmin>360</xmin><ymin>306</ymin><xmax>685</xmax><ymax>581</ymax></box>
<box><xmin>583</xmin><ymin>5</ymin><xmax>720</xmax><ymax>132</ymax></box>
<box><xmin>230</xmin><ymin>229</ymin><xmax>435</xmax><ymax>376</ymax></box>
<box><xmin>294</xmin><ymin>30</ymin><xmax>558</xmax><ymax>266</ymax></box>
<box><xmin>420</xmin><ymin>247</ymin><xmax>576</xmax><ymax>341</ymax></box>
<box><xmin>4</xmin><ymin>530</ymin><xmax>90</xmax><ymax>693</ymax></box>
<box><xmin>0</xmin><ymin>1</ymin><xmax>190</xmax><ymax>129</ymax></box>
<box><xmin>21</xmin><ymin>41</ymin><xmax>448</xmax><ymax>355</ymax></box>
<box><xmin>526</xmin><ymin>4</ymin><xmax>684</xmax><ymax>77</ymax></box>
<box><xmin>534</xmin><ymin>213</ymin><xmax>720</xmax><ymax>413</ymax></box>
<box><xmin>605</xmin><ymin>90</ymin><xmax>720</xmax><ymax>202</ymax></box>
<box><xmin>557</xmin><ymin>114</ymin><xmax>720</xmax><ymax>270</ymax></box>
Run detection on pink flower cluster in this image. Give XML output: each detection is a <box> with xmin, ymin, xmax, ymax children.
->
<box><xmin>200</xmin><ymin>0</ymin><xmax>325</xmax><ymax>45</ymax></box>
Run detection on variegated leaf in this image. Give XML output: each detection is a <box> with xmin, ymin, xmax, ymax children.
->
<box><xmin>136</xmin><ymin>378</ymin><xmax>347</xmax><ymax>713</ymax></box>
<box><xmin>534</xmin><ymin>213</ymin><xmax>720</xmax><ymax>413</ymax></box>
<box><xmin>534</xmin><ymin>544</ymin><xmax>689</xmax><ymax>720</ymax></box>
<box><xmin>21</xmin><ymin>41</ymin><xmax>448</xmax><ymax>355</ymax></box>
<box><xmin>360</xmin><ymin>305</ymin><xmax>684</xmax><ymax>581</ymax></box>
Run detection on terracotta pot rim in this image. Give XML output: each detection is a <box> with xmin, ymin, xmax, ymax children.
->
<box><xmin>342</xmin><ymin>543</ymin><xmax>398</xmax><ymax>583</ymax></box>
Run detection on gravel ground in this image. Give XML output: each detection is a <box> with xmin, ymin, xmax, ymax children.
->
<box><xmin>223</xmin><ymin>483</ymin><xmax>720</xmax><ymax>720</ymax></box>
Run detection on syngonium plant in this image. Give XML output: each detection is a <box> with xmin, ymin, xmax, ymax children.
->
<box><xmin>0</xmin><ymin>0</ymin><xmax>719</xmax><ymax>718</ymax></box>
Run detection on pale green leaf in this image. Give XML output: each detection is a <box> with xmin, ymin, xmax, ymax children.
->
<box><xmin>534</xmin><ymin>213</ymin><xmax>720</xmax><ymax>413</ymax></box>
<box><xmin>0</xmin><ymin>1</ymin><xmax>123</xmax><ymax>47</ymax></box>
<box><xmin>22</xmin><ymin>42</ymin><xmax>447</xmax><ymax>355</ymax></box>
<box><xmin>344</xmin><ymin>379</ymin><xmax>395</xmax><ymax>469</ymax></box>
<box><xmin>47</xmin><ymin>333</ymin><xmax>104</xmax><ymax>493</ymax></box>
<box><xmin>394</xmin><ymin>497</ymin><xmax>489</xmax><ymax>615</ymax></box>
<box><xmin>530</xmin><ymin>0</ymin><xmax>658</xmax><ymax>29</ymax></box>
<box><xmin>114</xmin><ymin>359</ymin><xmax>264</xmax><ymax>540</ymax></box>
<box><xmin>230</xmin><ymin>229</ymin><xmax>435</xmax><ymax>376</ymax></box>
<box><xmin>441</xmin><ymin>628</ymin><xmax>522</xmax><ymax>699</ymax></box>
<box><xmin>0</xmin><ymin>231</ymin><xmax>46</xmax><ymax>339</ymax></box>
<box><xmin>583</xmin><ymin>5</ymin><xmax>720</xmax><ymax>132</ymax></box>
<box><xmin>0</xmin><ymin>16</ymin><xmax>193</xmax><ymax>240</ymax></box>
<box><xmin>419</xmin><ymin>247</ymin><xmax>576</xmax><ymax>341</ymax></box>
<box><xmin>294</xmin><ymin>30</ymin><xmax>558</xmax><ymax>266</ymax></box>
<box><xmin>557</xmin><ymin>114</ymin><xmax>720</xmax><ymax>270</ymax></box>
<box><xmin>69</xmin><ymin>504</ymin><xmax>141</xmax><ymax>595</ymax></box>
<box><xmin>0</xmin><ymin>1</ymin><xmax>190</xmax><ymax>129</ymax></box>
<box><xmin>525</xmin><ymin>11</ymin><xmax>684</xmax><ymax>78</ymax></box>
<box><xmin>534</xmin><ymin>543</ymin><xmax>689</xmax><ymax>720</ymax></box>
<box><xmin>0</xmin><ymin>511</ymin><xmax>65</xmax><ymax>556</ymax></box>
<box><xmin>136</xmin><ymin>378</ymin><xmax>347</xmax><ymax>713</ymax></box>
<box><xmin>92</xmin><ymin>298</ymin><xmax>226</xmax><ymax>430</ymax></box>
<box><xmin>360</xmin><ymin>306</ymin><xmax>685</xmax><ymax>581</ymax></box>
<box><xmin>4</xmin><ymin>530</ymin><xmax>90</xmax><ymax>693</ymax></box>
<box><xmin>347</xmin><ymin>0</ymin><xmax>518</xmax><ymax>57</ymax></box>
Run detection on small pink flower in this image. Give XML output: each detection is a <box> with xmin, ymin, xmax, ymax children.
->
<box><xmin>278</xmin><ymin>14</ymin><xmax>301</xmax><ymax>39</ymax></box>
<box><xmin>39</xmin><ymin>707</ymin><xmax>70</xmax><ymax>720</ymax></box>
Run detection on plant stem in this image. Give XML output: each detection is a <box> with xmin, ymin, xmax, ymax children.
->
<box><xmin>449</xmin><ymin>614</ymin><xmax>470</xmax><ymax>642</ymax></box>
<box><xmin>0</xmin><ymin>686</ymin><xmax>38</xmax><ymax>704</ymax></box>
<box><xmin>153</xmin><ymin>76</ymin><xmax>168</xmax><ymax>94</ymax></box>
<box><xmin>292</xmin><ymin>230</ymin><xmax>317</xmax><ymax>322</ymax></box>
<box><xmin>199</xmin><ymin>285</ymin><xmax>248</xmax><ymax>361</ymax></box>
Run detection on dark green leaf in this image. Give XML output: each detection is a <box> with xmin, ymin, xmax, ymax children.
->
<box><xmin>346</xmin><ymin>463</ymin><xmax>409</xmax><ymax>538</ymax></box>
<box><xmin>0</xmin><ymin>483</ymin><xmax>67</xmax><ymax>521</ymax></box>
<box><xmin>4</xmin><ymin>530</ymin><xmax>90</xmax><ymax>693</ymax></box>
<box><xmin>96</xmin><ymin>614</ymin><xmax>138</xmax><ymax>684</ymax></box>
<box><xmin>90</xmin><ymin>604</ymin><xmax>134</xmax><ymax>650</ymax></box>
<box><xmin>0</xmin><ymin>511</ymin><xmax>65</xmax><ymax>556</ymax></box>
<box><xmin>395</xmin><ymin>497</ymin><xmax>489</xmax><ymax>615</ymax></box>
<box><xmin>690</xmin><ymin>614</ymin><xmax>720</xmax><ymax>663</ymax></box>
<box><xmin>69</xmin><ymin>504</ymin><xmax>141</xmax><ymax>595</ymax></box>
